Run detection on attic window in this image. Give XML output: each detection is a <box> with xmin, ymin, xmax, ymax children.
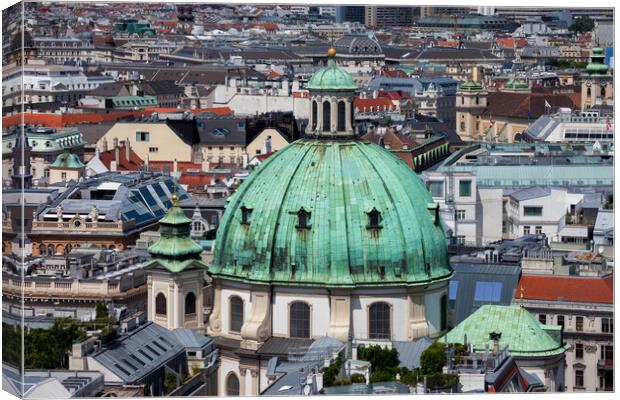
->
<box><xmin>212</xmin><ymin>128</ymin><xmax>230</xmax><ymax>136</ymax></box>
<box><xmin>295</xmin><ymin>207</ymin><xmax>311</xmax><ymax>229</ymax></box>
<box><xmin>366</xmin><ymin>208</ymin><xmax>382</xmax><ymax>229</ymax></box>
<box><xmin>240</xmin><ymin>206</ymin><xmax>253</xmax><ymax>225</ymax></box>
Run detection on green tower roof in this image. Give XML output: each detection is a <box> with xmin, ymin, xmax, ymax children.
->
<box><xmin>50</xmin><ymin>150</ymin><xmax>85</xmax><ymax>169</ymax></box>
<box><xmin>586</xmin><ymin>48</ymin><xmax>609</xmax><ymax>75</ymax></box>
<box><xmin>210</xmin><ymin>139</ymin><xmax>453</xmax><ymax>288</ymax></box>
<box><xmin>307</xmin><ymin>49</ymin><xmax>358</xmax><ymax>91</ymax></box>
<box><xmin>145</xmin><ymin>194</ymin><xmax>206</xmax><ymax>273</ymax></box>
<box><xmin>440</xmin><ymin>305</ymin><xmax>569</xmax><ymax>357</ymax></box>
<box><xmin>504</xmin><ymin>78</ymin><xmax>529</xmax><ymax>91</ymax></box>
<box><xmin>459</xmin><ymin>80</ymin><xmax>483</xmax><ymax>91</ymax></box>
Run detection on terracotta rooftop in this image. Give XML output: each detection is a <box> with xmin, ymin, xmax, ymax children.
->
<box><xmin>517</xmin><ymin>274</ymin><xmax>613</xmax><ymax>304</ymax></box>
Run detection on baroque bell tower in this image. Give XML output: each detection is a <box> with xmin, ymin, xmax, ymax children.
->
<box><xmin>144</xmin><ymin>193</ymin><xmax>208</xmax><ymax>332</ymax></box>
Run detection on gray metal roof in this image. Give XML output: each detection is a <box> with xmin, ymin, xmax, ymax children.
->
<box><xmin>449</xmin><ymin>262</ymin><xmax>521</xmax><ymax>325</ymax></box>
<box><xmin>392</xmin><ymin>337</ymin><xmax>434</xmax><ymax>369</ymax></box>
<box><xmin>508</xmin><ymin>186</ymin><xmax>551</xmax><ymax>201</ymax></box>
<box><xmin>171</xmin><ymin>328</ymin><xmax>213</xmax><ymax>350</ymax></box>
<box><xmin>93</xmin><ymin>322</ymin><xmax>185</xmax><ymax>383</ymax></box>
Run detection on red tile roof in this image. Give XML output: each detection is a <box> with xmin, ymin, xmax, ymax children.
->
<box><xmin>3</xmin><ymin>111</ymin><xmax>150</xmax><ymax>128</ymax></box>
<box><xmin>354</xmin><ymin>97</ymin><xmax>395</xmax><ymax>112</ymax></box>
<box><xmin>517</xmin><ymin>275</ymin><xmax>613</xmax><ymax>304</ymax></box>
<box><xmin>485</xmin><ymin>92</ymin><xmax>579</xmax><ymax>119</ymax></box>
<box><xmin>99</xmin><ymin>145</ymin><xmax>144</xmax><ymax>171</ymax></box>
<box><xmin>148</xmin><ymin>161</ymin><xmax>202</xmax><ymax>174</ymax></box>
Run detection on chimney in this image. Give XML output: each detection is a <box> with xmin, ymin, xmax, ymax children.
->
<box><xmin>145</xmin><ymin>155</ymin><xmax>149</xmax><ymax>171</ymax></box>
<box><xmin>263</xmin><ymin>136</ymin><xmax>272</xmax><ymax>154</ymax></box>
<box><xmin>489</xmin><ymin>332</ymin><xmax>501</xmax><ymax>354</ymax></box>
<box><xmin>173</xmin><ymin>158</ymin><xmax>178</xmax><ymax>173</ymax></box>
<box><xmin>115</xmin><ymin>146</ymin><xmax>120</xmax><ymax>165</ymax></box>
<box><xmin>110</xmin><ymin>160</ymin><xmax>118</xmax><ymax>172</ymax></box>
<box><xmin>125</xmin><ymin>138</ymin><xmax>131</xmax><ymax>162</ymax></box>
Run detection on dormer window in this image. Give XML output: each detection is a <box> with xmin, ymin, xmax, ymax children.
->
<box><xmin>295</xmin><ymin>207</ymin><xmax>311</xmax><ymax>229</ymax></box>
<box><xmin>240</xmin><ymin>206</ymin><xmax>252</xmax><ymax>225</ymax></box>
<box><xmin>366</xmin><ymin>208</ymin><xmax>382</xmax><ymax>229</ymax></box>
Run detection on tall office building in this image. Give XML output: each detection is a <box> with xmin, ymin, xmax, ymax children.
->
<box><xmin>335</xmin><ymin>5</ymin><xmax>365</xmax><ymax>24</ymax></box>
<box><xmin>364</xmin><ymin>6</ymin><xmax>420</xmax><ymax>28</ymax></box>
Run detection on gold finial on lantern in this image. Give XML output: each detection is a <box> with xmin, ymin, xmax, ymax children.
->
<box><xmin>327</xmin><ymin>47</ymin><xmax>336</xmax><ymax>58</ymax></box>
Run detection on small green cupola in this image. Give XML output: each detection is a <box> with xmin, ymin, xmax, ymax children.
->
<box><xmin>50</xmin><ymin>150</ymin><xmax>85</xmax><ymax>169</ymax></box>
<box><xmin>503</xmin><ymin>78</ymin><xmax>530</xmax><ymax>92</ymax></box>
<box><xmin>145</xmin><ymin>193</ymin><xmax>206</xmax><ymax>273</ymax></box>
<box><xmin>586</xmin><ymin>48</ymin><xmax>609</xmax><ymax>75</ymax></box>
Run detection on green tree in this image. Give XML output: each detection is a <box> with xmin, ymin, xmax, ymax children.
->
<box><xmin>323</xmin><ymin>352</ymin><xmax>344</xmax><ymax>387</ymax></box>
<box><xmin>2</xmin><ymin>323</ymin><xmax>23</xmax><ymax>369</ymax></box>
<box><xmin>164</xmin><ymin>372</ymin><xmax>178</xmax><ymax>393</ymax></box>
<box><xmin>95</xmin><ymin>303</ymin><xmax>109</xmax><ymax>320</ymax></box>
<box><xmin>357</xmin><ymin>345</ymin><xmax>400</xmax><ymax>382</ymax></box>
<box><xmin>420</xmin><ymin>342</ymin><xmax>447</xmax><ymax>375</ymax></box>
<box><xmin>23</xmin><ymin>318</ymin><xmax>86</xmax><ymax>369</ymax></box>
<box><xmin>569</xmin><ymin>16</ymin><xmax>595</xmax><ymax>34</ymax></box>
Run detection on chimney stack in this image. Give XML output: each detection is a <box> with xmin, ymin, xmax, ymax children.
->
<box><xmin>125</xmin><ymin>138</ymin><xmax>130</xmax><ymax>162</ymax></box>
<box><xmin>115</xmin><ymin>146</ymin><xmax>120</xmax><ymax>165</ymax></box>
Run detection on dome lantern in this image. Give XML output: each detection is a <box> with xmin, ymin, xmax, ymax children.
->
<box><xmin>306</xmin><ymin>47</ymin><xmax>358</xmax><ymax>139</ymax></box>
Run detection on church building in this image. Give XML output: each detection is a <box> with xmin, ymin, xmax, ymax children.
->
<box><xmin>206</xmin><ymin>47</ymin><xmax>453</xmax><ymax>396</ymax></box>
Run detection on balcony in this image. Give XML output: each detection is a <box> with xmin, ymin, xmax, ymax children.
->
<box><xmin>31</xmin><ymin>219</ymin><xmax>136</xmax><ymax>234</ymax></box>
<box><xmin>597</xmin><ymin>359</ymin><xmax>613</xmax><ymax>370</ymax></box>
<box><xmin>2</xmin><ymin>275</ymin><xmax>146</xmax><ymax>300</ymax></box>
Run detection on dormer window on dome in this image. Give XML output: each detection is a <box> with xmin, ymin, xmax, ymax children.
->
<box><xmin>240</xmin><ymin>206</ymin><xmax>253</xmax><ymax>225</ymax></box>
<box><xmin>366</xmin><ymin>208</ymin><xmax>382</xmax><ymax>229</ymax></box>
<box><xmin>295</xmin><ymin>207</ymin><xmax>311</xmax><ymax>229</ymax></box>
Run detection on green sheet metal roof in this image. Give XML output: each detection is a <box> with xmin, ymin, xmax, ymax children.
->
<box><xmin>307</xmin><ymin>59</ymin><xmax>358</xmax><ymax>91</ymax></box>
<box><xmin>440</xmin><ymin>305</ymin><xmax>569</xmax><ymax>357</ymax></box>
<box><xmin>50</xmin><ymin>151</ymin><xmax>85</xmax><ymax>169</ymax></box>
<box><xmin>110</xmin><ymin>96</ymin><xmax>158</xmax><ymax>107</ymax></box>
<box><xmin>2</xmin><ymin>130</ymin><xmax>85</xmax><ymax>155</ymax></box>
<box><xmin>210</xmin><ymin>138</ymin><xmax>453</xmax><ymax>287</ymax></box>
<box><xmin>146</xmin><ymin>195</ymin><xmax>206</xmax><ymax>273</ymax></box>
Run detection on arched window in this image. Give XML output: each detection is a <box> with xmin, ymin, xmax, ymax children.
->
<box><xmin>155</xmin><ymin>293</ymin><xmax>167</xmax><ymax>316</ymax></box>
<box><xmin>322</xmin><ymin>101</ymin><xmax>331</xmax><ymax>132</ymax></box>
<box><xmin>47</xmin><ymin>244</ymin><xmax>55</xmax><ymax>255</ymax></box>
<box><xmin>229</xmin><ymin>296</ymin><xmax>244</xmax><ymax>333</ymax></box>
<box><xmin>461</xmin><ymin>96</ymin><xmax>465</xmax><ymax>105</ymax></box>
<box><xmin>312</xmin><ymin>100</ymin><xmax>317</xmax><ymax>130</ymax></box>
<box><xmin>337</xmin><ymin>101</ymin><xmax>346</xmax><ymax>131</ymax></box>
<box><xmin>587</xmin><ymin>87</ymin><xmax>591</xmax><ymax>97</ymax></box>
<box><xmin>601</xmin><ymin>87</ymin><xmax>606</xmax><ymax>97</ymax></box>
<box><xmin>185</xmin><ymin>292</ymin><xmax>196</xmax><ymax>315</ymax></box>
<box><xmin>475</xmin><ymin>96</ymin><xmax>479</xmax><ymax>105</ymax></box>
<box><xmin>440</xmin><ymin>294</ymin><xmax>448</xmax><ymax>331</ymax></box>
<box><xmin>289</xmin><ymin>302</ymin><xmax>310</xmax><ymax>338</ymax></box>
<box><xmin>39</xmin><ymin>244</ymin><xmax>46</xmax><ymax>256</ymax></box>
<box><xmin>226</xmin><ymin>373</ymin><xmax>240</xmax><ymax>396</ymax></box>
<box><xmin>369</xmin><ymin>302</ymin><xmax>391</xmax><ymax>339</ymax></box>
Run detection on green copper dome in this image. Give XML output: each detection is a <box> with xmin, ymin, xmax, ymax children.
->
<box><xmin>210</xmin><ymin>139</ymin><xmax>453</xmax><ymax>288</ymax></box>
<box><xmin>307</xmin><ymin>59</ymin><xmax>358</xmax><ymax>91</ymax></box>
<box><xmin>50</xmin><ymin>150</ymin><xmax>85</xmax><ymax>169</ymax></box>
<box><xmin>441</xmin><ymin>305</ymin><xmax>569</xmax><ymax>357</ymax></box>
<box><xmin>145</xmin><ymin>195</ymin><xmax>205</xmax><ymax>273</ymax></box>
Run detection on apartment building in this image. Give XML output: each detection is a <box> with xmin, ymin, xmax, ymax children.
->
<box><xmin>517</xmin><ymin>274</ymin><xmax>613</xmax><ymax>392</ymax></box>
